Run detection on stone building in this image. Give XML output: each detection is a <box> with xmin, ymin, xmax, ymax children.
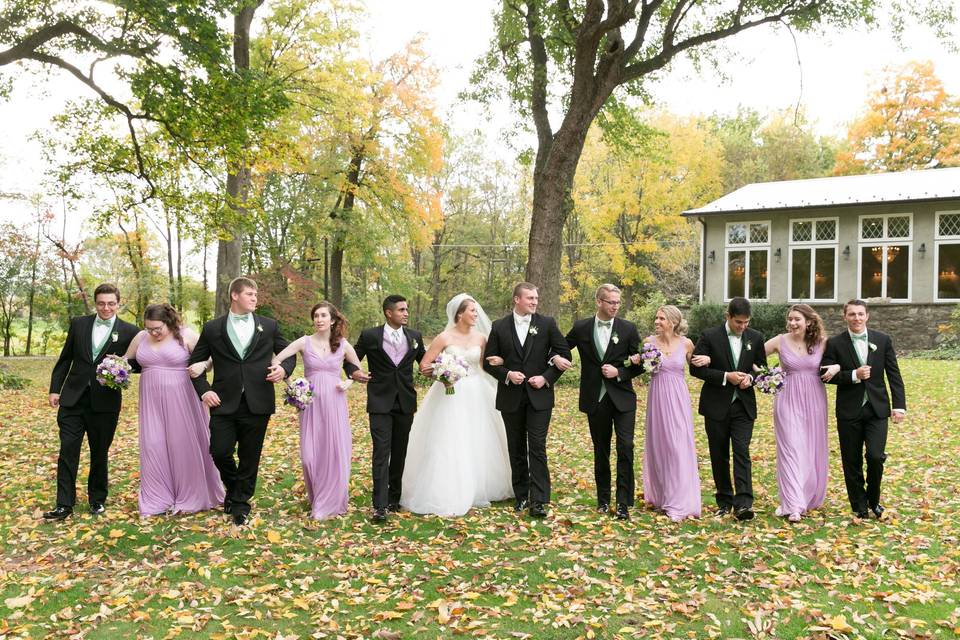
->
<box><xmin>684</xmin><ymin>167</ymin><xmax>960</xmax><ymax>349</ymax></box>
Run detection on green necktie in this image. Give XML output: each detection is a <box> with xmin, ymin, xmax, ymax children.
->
<box><xmin>727</xmin><ymin>331</ymin><xmax>742</xmax><ymax>403</ymax></box>
<box><xmin>92</xmin><ymin>317</ymin><xmax>113</xmax><ymax>359</ymax></box>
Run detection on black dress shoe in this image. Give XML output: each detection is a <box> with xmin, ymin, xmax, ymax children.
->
<box><xmin>869</xmin><ymin>504</ymin><xmax>885</xmax><ymax>520</ymax></box>
<box><xmin>596</xmin><ymin>502</ymin><xmax>610</xmax><ymax>514</ymax></box>
<box><xmin>387</xmin><ymin>502</ymin><xmax>402</xmax><ymax>513</ymax></box>
<box><xmin>371</xmin><ymin>508</ymin><xmax>387</xmax><ymax>523</ymax></box>
<box><xmin>529</xmin><ymin>502</ymin><xmax>547</xmax><ymax>518</ymax></box>
<box><xmin>853</xmin><ymin>509</ymin><xmax>869</xmax><ymax>520</ymax></box>
<box><xmin>223</xmin><ymin>501</ymin><xmax>233</xmax><ymax>514</ymax></box>
<box><xmin>615</xmin><ymin>505</ymin><xmax>630</xmax><ymax>520</ymax></box>
<box><xmin>89</xmin><ymin>503</ymin><xmax>106</xmax><ymax>516</ymax></box>
<box><xmin>715</xmin><ymin>506</ymin><xmax>732</xmax><ymax>517</ymax></box>
<box><xmin>43</xmin><ymin>506</ymin><xmax>73</xmax><ymax>521</ymax></box>
<box><xmin>734</xmin><ymin>507</ymin><xmax>754</xmax><ymax>521</ymax></box>
<box><xmin>514</xmin><ymin>498</ymin><xmax>529</xmax><ymax>513</ymax></box>
<box><xmin>232</xmin><ymin>512</ymin><xmax>248</xmax><ymax>526</ymax></box>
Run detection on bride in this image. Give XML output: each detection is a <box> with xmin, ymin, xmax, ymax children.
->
<box><xmin>400</xmin><ymin>294</ymin><xmax>514</xmax><ymax>516</ymax></box>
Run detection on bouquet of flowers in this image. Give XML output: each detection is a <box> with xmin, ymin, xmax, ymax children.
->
<box><xmin>284</xmin><ymin>377</ymin><xmax>316</xmax><ymax>411</ymax></box>
<box><xmin>754</xmin><ymin>366</ymin><xmax>786</xmax><ymax>395</ymax></box>
<box><xmin>635</xmin><ymin>342</ymin><xmax>663</xmax><ymax>374</ymax></box>
<box><xmin>433</xmin><ymin>351</ymin><xmax>470</xmax><ymax>395</ymax></box>
<box><xmin>96</xmin><ymin>355</ymin><xmax>132</xmax><ymax>390</ymax></box>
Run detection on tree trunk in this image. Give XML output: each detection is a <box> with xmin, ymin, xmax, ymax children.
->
<box><xmin>25</xmin><ymin>214</ymin><xmax>41</xmax><ymax>355</ymax></box>
<box><xmin>164</xmin><ymin>207</ymin><xmax>175</xmax><ymax>305</ymax></box>
<box><xmin>329</xmin><ymin>149</ymin><xmax>364</xmax><ymax>309</ymax></box>
<box><xmin>175</xmin><ymin>217</ymin><xmax>183</xmax><ymax>312</ymax></box>
<box><xmin>215</xmin><ymin>3</ymin><xmax>262</xmax><ymax>316</ymax></box>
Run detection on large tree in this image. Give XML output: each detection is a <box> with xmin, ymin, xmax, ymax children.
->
<box><xmin>471</xmin><ymin>0</ymin><xmax>954</xmax><ymax>314</ymax></box>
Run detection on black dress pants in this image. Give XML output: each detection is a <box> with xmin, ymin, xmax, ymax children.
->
<box><xmin>55</xmin><ymin>389</ymin><xmax>120</xmax><ymax>508</ymax></box>
<box><xmin>369</xmin><ymin>400</ymin><xmax>414</xmax><ymax>509</ymax></box>
<box><xmin>209</xmin><ymin>395</ymin><xmax>270</xmax><ymax>516</ymax></box>
<box><xmin>837</xmin><ymin>402</ymin><xmax>888</xmax><ymax>513</ymax></box>
<box><xmin>587</xmin><ymin>394</ymin><xmax>636</xmax><ymax>507</ymax></box>
<box><xmin>704</xmin><ymin>399</ymin><xmax>755</xmax><ymax>510</ymax></box>
<box><xmin>502</xmin><ymin>393</ymin><xmax>553</xmax><ymax>504</ymax></box>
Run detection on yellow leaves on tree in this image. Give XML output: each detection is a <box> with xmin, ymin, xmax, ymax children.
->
<box><xmin>835</xmin><ymin>60</ymin><xmax>960</xmax><ymax>175</ymax></box>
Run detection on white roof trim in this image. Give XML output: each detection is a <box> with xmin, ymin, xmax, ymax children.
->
<box><xmin>684</xmin><ymin>167</ymin><xmax>960</xmax><ymax>216</ymax></box>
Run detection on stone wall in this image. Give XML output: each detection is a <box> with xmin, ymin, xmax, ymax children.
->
<box><xmin>810</xmin><ymin>303</ymin><xmax>956</xmax><ymax>351</ymax></box>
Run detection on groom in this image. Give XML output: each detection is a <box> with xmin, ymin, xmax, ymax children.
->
<box><xmin>188</xmin><ymin>277</ymin><xmax>295</xmax><ymax>526</ymax></box>
<box><xmin>483</xmin><ymin>282</ymin><xmax>570</xmax><ymax>518</ymax></box>
<box><xmin>820</xmin><ymin>299</ymin><xmax>906</xmax><ymax>520</ymax></box>
<box><xmin>348</xmin><ymin>294</ymin><xmax>426</xmax><ymax>523</ymax></box>
<box><xmin>44</xmin><ymin>283</ymin><xmax>139</xmax><ymax>520</ymax></box>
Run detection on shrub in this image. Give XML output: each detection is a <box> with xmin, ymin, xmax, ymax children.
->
<box><xmin>685</xmin><ymin>303</ymin><xmax>725</xmax><ymax>343</ymax></box>
<box><xmin>0</xmin><ymin>366</ymin><xmax>29</xmax><ymax>390</ymax></box>
<box><xmin>685</xmin><ymin>302</ymin><xmax>789</xmax><ymax>343</ymax></box>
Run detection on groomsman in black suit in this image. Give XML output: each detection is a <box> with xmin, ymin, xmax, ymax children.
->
<box><xmin>188</xmin><ymin>277</ymin><xmax>295</xmax><ymax>526</ymax></box>
<box><xmin>690</xmin><ymin>296</ymin><xmax>767</xmax><ymax>521</ymax></box>
<box><xmin>483</xmin><ymin>282</ymin><xmax>571</xmax><ymax>518</ymax></box>
<box><xmin>550</xmin><ymin>284</ymin><xmax>643</xmax><ymax>520</ymax></box>
<box><xmin>820</xmin><ymin>299</ymin><xmax>906</xmax><ymax>520</ymax></box>
<box><xmin>44</xmin><ymin>283</ymin><xmax>139</xmax><ymax>520</ymax></box>
<box><xmin>348</xmin><ymin>295</ymin><xmax>426</xmax><ymax>522</ymax></box>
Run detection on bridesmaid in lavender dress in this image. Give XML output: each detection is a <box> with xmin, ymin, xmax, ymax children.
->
<box><xmin>636</xmin><ymin>306</ymin><xmax>708</xmax><ymax>522</ymax></box>
<box><xmin>123</xmin><ymin>304</ymin><xmax>224</xmax><ymax>516</ymax></box>
<box><xmin>272</xmin><ymin>302</ymin><xmax>363</xmax><ymax>520</ymax></box>
<box><xmin>764</xmin><ymin>304</ymin><xmax>833</xmax><ymax>523</ymax></box>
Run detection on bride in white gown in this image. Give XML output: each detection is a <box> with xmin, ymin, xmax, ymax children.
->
<box><xmin>400</xmin><ymin>294</ymin><xmax>514</xmax><ymax>516</ymax></box>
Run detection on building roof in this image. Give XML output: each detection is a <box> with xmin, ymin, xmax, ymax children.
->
<box><xmin>683</xmin><ymin>167</ymin><xmax>960</xmax><ymax>216</ymax></box>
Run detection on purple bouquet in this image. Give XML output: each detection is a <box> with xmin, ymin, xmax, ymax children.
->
<box><xmin>433</xmin><ymin>351</ymin><xmax>470</xmax><ymax>395</ymax></box>
<box><xmin>637</xmin><ymin>342</ymin><xmax>663</xmax><ymax>374</ymax></box>
<box><xmin>284</xmin><ymin>377</ymin><xmax>316</xmax><ymax>411</ymax></box>
<box><xmin>754</xmin><ymin>366</ymin><xmax>786</xmax><ymax>395</ymax></box>
<box><xmin>96</xmin><ymin>355</ymin><xmax>132</xmax><ymax>390</ymax></box>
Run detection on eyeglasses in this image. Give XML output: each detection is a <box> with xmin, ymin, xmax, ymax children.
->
<box><xmin>600</xmin><ymin>299</ymin><xmax>621</xmax><ymax>306</ymax></box>
<box><xmin>145</xmin><ymin>326</ymin><xmax>166</xmax><ymax>335</ymax></box>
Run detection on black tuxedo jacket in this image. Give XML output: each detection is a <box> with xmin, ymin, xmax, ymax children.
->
<box><xmin>566</xmin><ymin>317</ymin><xmax>643</xmax><ymax>414</ymax></box>
<box><xmin>690</xmin><ymin>324</ymin><xmax>767</xmax><ymax>421</ymax></box>
<box><xmin>353</xmin><ymin>325</ymin><xmax>426</xmax><ymax>415</ymax></box>
<box><xmin>49</xmin><ymin>314</ymin><xmax>140</xmax><ymax>412</ymax></box>
<box><xmin>820</xmin><ymin>329</ymin><xmax>906</xmax><ymax>421</ymax></box>
<box><xmin>189</xmin><ymin>314</ymin><xmax>295</xmax><ymax>415</ymax></box>
<box><xmin>483</xmin><ymin>313</ymin><xmax>570</xmax><ymax>412</ymax></box>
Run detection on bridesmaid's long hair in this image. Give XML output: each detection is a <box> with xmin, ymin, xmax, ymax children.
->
<box><xmin>657</xmin><ymin>305</ymin><xmax>688</xmax><ymax>336</ymax></box>
<box><xmin>143</xmin><ymin>303</ymin><xmax>184</xmax><ymax>346</ymax></box>
<box><xmin>310</xmin><ymin>301</ymin><xmax>347</xmax><ymax>352</ymax></box>
<box><xmin>787</xmin><ymin>304</ymin><xmax>825</xmax><ymax>354</ymax></box>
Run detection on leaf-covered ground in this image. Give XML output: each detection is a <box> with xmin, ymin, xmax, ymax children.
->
<box><xmin>1</xmin><ymin>358</ymin><xmax>958</xmax><ymax>639</ymax></box>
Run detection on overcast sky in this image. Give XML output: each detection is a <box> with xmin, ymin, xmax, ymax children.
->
<box><xmin>1</xmin><ymin>0</ymin><xmax>958</xmax><ymax>256</ymax></box>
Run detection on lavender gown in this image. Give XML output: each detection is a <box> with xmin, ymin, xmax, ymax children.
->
<box><xmin>773</xmin><ymin>336</ymin><xmax>828</xmax><ymax>517</ymax></box>
<box><xmin>643</xmin><ymin>344</ymin><xmax>702</xmax><ymax>521</ymax></box>
<box><xmin>300</xmin><ymin>337</ymin><xmax>351</xmax><ymax>520</ymax></box>
<box><xmin>137</xmin><ymin>337</ymin><xmax>224</xmax><ymax>516</ymax></box>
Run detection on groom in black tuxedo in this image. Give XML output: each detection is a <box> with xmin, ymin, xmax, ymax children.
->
<box><xmin>348</xmin><ymin>294</ymin><xmax>426</xmax><ymax>522</ymax></box>
<box><xmin>188</xmin><ymin>277</ymin><xmax>295</xmax><ymax>526</ymax></box>
<box><xmin>690</xmin><ymin>296</ymin><xmax>767</xmax><ymax>521</ymax></box>
<box><xmin>483</xmin><ymin>282</ymin><xmax>570</xmax><ymax>518</ymax></box>
<box><xmin>551</xmin><ymin>284</ymin><xmax>643</xmax><ymax>520</ymax></box>
<box><xmin>44</xmin><ymin>283</ymin><xmax>139</xmax><ymax>520</ymax></box>
<box><xmin>820</xmin><ymin>299</ymin><xmax>906</xmax><ymax>520</ymax></box>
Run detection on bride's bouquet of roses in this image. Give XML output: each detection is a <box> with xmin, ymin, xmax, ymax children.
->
<box><xmin>753</xmin><ymin>365</ymin><xmax>785</xmax><ymax>395</ymax></box>
<box><xmin>433</xmin><ymin>351</ymin><xmax>470</xmax><ymax>395</ymax></box>
<box><xmin>284</xmin><ymin>377</ymin><xmax>316</xmax><ymax>411</ymax></box>
<box><xmin>96</xmin><ymin>355</ymin><xmax>132</xmax><ymax>390</ymax></box>
<box><xmin>626</xmin><ymin>342</ymin><xmax>663</xmax><ymax>375</ymax></box>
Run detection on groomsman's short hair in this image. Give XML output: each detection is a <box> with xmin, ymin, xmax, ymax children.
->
<box><xmin>595</xmin><ymin>283</ymin><xmax>621</xmax><ymax>300</ymax></box>
<box><xmin>382</xmin><ymin>294</ymin><xmax>407</xmax><ymax>313</ymax></box>
<box><xmin>512</xmin><ymin>282</ymin><xmax>537</xmax><ymax>299</ymax></box>
<box><xmin>843</xmin><ymin>298</ymin><xmax>869</xmax><ymax>313</ymax></box>
<box><xmin>229</xmin><ymin>277</ymin><xmax>258</xmax><ymax>297</ymax></box>
<box><xmin>93</xmin><ymin>283</ymin><xmax>120</xmax><ymax>302</ymax></box>
<box><xmin>727</xmin><ymin>296</ymin><xmax>751</xmax><ymax>318</ymax></box>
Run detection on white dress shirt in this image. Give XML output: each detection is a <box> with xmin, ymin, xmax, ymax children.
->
<box><xmin>513</xmin><ymin>312</ymin><xmax>531</xmax><ymax>346</ymax></box>
<box><xmin>91</xmin><ymin>315</ymin><xmax>116</xmax><ymax>354</ymax></box>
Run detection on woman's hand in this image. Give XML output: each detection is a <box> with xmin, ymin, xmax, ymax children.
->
<box><xmin>690</xmin><ymin>354</ymin><xmax>710</xmax><ymax>367</ymax></box>
<box><xmin>337</xmin><ymin>379</ymin><xmax>353</xmax><ymax>392</ymax></box>
<box><xmin>485</xmin><ymin>355</ymin><xmax>504</xmax><ymax>367</ymax></box>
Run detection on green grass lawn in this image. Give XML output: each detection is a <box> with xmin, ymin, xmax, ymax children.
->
<box><xmin>1</xmin><ymin>357</ymin><xmax>959</xmax><ymax>639</ymax></box>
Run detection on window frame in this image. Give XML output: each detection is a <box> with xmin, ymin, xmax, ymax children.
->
<box><xmin>856</xmin><ymin>242</ymin><xmax>913</xmax><ymax>302</ymax></box>
<box><xmin>724</xmin><ymin>219</ymin><xmax>771</xmax><ymax>302</ymax></box>
<box><xmin>788</xmin><ymin>216</ymin><xmax>839</xmax><ymax>302</ymax></box>
<box><xmin>934</xmin><ymin>210</ymin><xmax>960</xmax><ymax>303</ymax></box>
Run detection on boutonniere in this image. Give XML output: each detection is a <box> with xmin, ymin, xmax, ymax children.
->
<box><xmin>869</xmin><ymin>342</ymin><xmax>877</xmax><ymax>352</ymax></box>
<box><xmin>611</xmin><ymin>331</ymin><xmax>619</xmax><ymax>345</ymax></box>
<box><xmin>745</xmin><ymin>342</ymin><xmax>752</xmax><ymax>351</ymax></box>
<box><xmin>412</xmin><ymin>339</ymin><xmax>419</xmax><ymax>350</ymax></box>
<box><xmin>257</xmin><ymin>324</ymin><xmax>264</xmax><ymax>333</ymax></box>
<box><xmin>528</xmin><ymin>326</ymin><xmax>539</xmax><ymax>336</ymax></box>
<box><xmin>111</xmin><ymin>331</ymin><xmax>119</xmax><ymax>343</ymax></box>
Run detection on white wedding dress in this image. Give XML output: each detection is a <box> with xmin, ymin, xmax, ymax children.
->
<box><xmin>400</xmin><ymin>344</ymin><xmax>514</xmax><ymax>516</ymax></box>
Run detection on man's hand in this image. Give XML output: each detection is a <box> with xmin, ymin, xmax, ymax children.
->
<box><xmin>350</xmin><ymin>369</ymin><xmax>371</xmax><ymax>383</ymax></box>
<box><xmin>551</xmin><ymin>356</ymin><xmax>573</xmax><ymax>371</ymax></box>
<box><xmin>485</xmin><ymin>355</ymin><xmax>504</xmax><ymax>367</ymax></box>
<box><xmin>507</xmin><ymin>370</ymin><xmax>526</xmax><ymax>385</ymax></box>
<box><xmin>601</xmin><ymin>364</ymin><xmax>619</xmax><ymax>379</ymax></box>
<box><xmin>856</xmin><ymin>365</ymin><xmax>872</xmax><ymax>381</ymax></box>
<box><xmin>48</xmin><ymin>393</ymin><xmax>60</xmax><ymax>408</ymax></box>
<box><xmin>527</xmin><ymin>375</ymin><xmax>546</xmax><ymax>389</ymax></box>
<box><xmin>892</xmin><ymin>410</ymin><xmax>906</xmax><ymax>424</ymax></box>
<box><xmin>201</xmin><ymin>391</ymin><xmax>221</xmax><ymax>408</ymax></box>
<box><xmin>187</xmin><ymin>362</ymin><xmax>207</xmax><ymax>379</ymax></box>
<box><xmin>266</xmin><ymin>364</ymin><xmax>285</xmax><ymax>383</ymax></box>
<box><xmin>820</xmin><ymin>364</ymin><xmax>840</xmax><ymax>382</ymax></box>
<box><xmin>725</xmin><ymin>371</ymin><xmax>746</xmax><ymax>385</ymax></box>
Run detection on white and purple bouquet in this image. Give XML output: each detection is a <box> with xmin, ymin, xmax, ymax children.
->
<box><xmin>754</xmin><ymin>366</ymin><xmax>786</xmax><ymax>395</ymax></box>
<box><xmin>433</xmin><ymin>351</ymin><xmax>470</xmax><ymax>395</ymax></box>
<box><xmin>284</xmin><ymin>377</ymin><xmax>316</xmax><ymax>411</ymax></box>
<box><xmin>633</xmin><ymin>342</ymin><xmax>663</xmax><ymax>374</ymax></box>
<box><xmin>96</xmin><ymin>355</ymin><xmax>132</xmax><ymax>390</ymax></box>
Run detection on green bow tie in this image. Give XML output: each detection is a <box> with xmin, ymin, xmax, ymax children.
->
<box><xmin>597</xmin><ymin>320</ymin><xmax>612</xmax><ymax>328</ymax></box>
<box><xmin>230</xmin><ymin>313</ymin><xmax>251</xmax><ymax>323</ymax></box>
<box><xmin>851</xmin><ymin>333</ymin><xmax>868</xmax><ymax>342</ymax></box>
<box><xmin>95</xmin><ymin>317</ymin><xmax>113</xmax><ymax>327</ymax></box>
